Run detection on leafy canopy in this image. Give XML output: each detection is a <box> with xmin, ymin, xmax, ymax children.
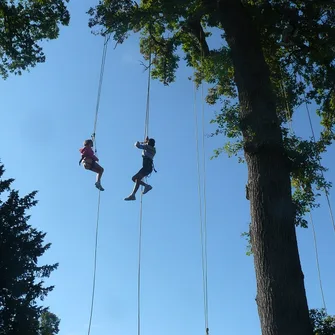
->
<box><xmin>88</xmin><ymin>0</ymin><xmax>335</xmax><ymax>227</ymax></box>
<box><xmin>310</xmin><ymin>309</ymin><xmax>335</xmax><ymax>335</ymax></box>
<box><xmin>0</xmin><ymin>0</ymin><xmax>70</xmax><ymax>78</ymax></box>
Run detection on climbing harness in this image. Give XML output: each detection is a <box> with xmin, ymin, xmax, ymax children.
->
<box><xmin>87</xmin><ymin>33</ymin><xmax>110</xmax><ymax>335</ymax></box>
<box><xmin>81</xmin><ymin>157</ymin><xmax>96</xmax><ymax>170</ymax></box>
<box><xmin>79</xmin><ymin>140</ymin><xmax>95</xmax><ymax>167</ymax></box>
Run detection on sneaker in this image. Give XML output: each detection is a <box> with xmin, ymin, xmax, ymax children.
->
<box><xmin>124</xmin><ymin>194</ymin><xmax>136</xmax><ymax>201</ymax></box>
<box><xmin>95</xmin><ymin>182</ymin><xmax>104</xmax><ymax>191</ymax></box>
<box><xmin>143</xmin><ymin>185</ymin><xmax>152</xmax><ymax>195</ymax></box>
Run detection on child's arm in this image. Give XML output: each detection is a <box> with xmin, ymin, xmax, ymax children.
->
<box><xmin>135</xmin><ymin>141</ymin><xmax>147</xmax><ymax>149</ymax></box>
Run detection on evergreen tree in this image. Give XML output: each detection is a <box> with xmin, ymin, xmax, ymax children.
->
<box><xmin>0</xmin><ymin>163</ymin><xmax>58</xmax><ymax>335</ymax></box>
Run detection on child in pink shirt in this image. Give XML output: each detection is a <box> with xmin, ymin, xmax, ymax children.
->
<box><xmin>79</xmin><ymin>139</ymin><xmax>104</xmax><ymax>191</ymax></box>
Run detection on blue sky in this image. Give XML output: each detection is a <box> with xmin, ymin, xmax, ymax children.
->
<box><xmin>1</xmin><ymin>1</ymin><xmax>335</xmax><ymax>334</ymax></box>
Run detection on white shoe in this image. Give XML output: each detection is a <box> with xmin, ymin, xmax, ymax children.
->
<box><xmin>143</xmin><ymin>185</ymin><xmax>152</xmax><ymax>195</ymax></box>
<box><xmin>124</xmin><ymin>194</ymin><xmax>136</xmax><ymax>201</ymax></box>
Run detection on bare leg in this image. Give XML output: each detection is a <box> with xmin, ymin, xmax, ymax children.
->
<box><xmin>96</xmin><ymin>169</ymin><xmax>103</xmax><ymax>183</ymax></box>
<box><xmin>91</xmin><ymin>163</ymin><xmax>104</xmax><ymax>183</ymax></box>
<box><xmin>131</xmin><ymin>178</ymin><xmax>147</xmax><ymax>196</ymax></box>
<box><xmin>124</xmin><ymin>173</ymin><xmax>147</xmax><ymax>200</ymax></box>
<box><xmin>90</xmin><ymin>163</ymin><xmax>104</xmax><ymax>190</ymax></box>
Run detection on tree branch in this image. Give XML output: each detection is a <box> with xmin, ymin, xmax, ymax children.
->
<box><xmin>148</xmin><ymin>29</ymin><xmax>166</xmax><ymax>48</ymax></box>
<box><xmin>183</xmin><ymin>19</ymin><xmax>210</xmax><ymax>56</ymax></box>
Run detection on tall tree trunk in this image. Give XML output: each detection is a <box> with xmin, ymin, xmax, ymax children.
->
<box><xmin>216</xmin><ymin>1</ymin><xmax>313</xmax><ymax>334</ymax></box>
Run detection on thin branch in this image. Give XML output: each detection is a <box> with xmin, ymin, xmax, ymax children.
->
<box><xmin>139</xmin><ymin>59</ymin><xmax>154</xmax><ymax>72</ymax></box>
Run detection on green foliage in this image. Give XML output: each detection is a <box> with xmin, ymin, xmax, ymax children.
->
<box><xmin>0</xmin><ymin>0</ymin><xmax>70</xmax><ymax>78</ymax></box>
<box><xmin>209</xmin><ymin>100</ymin><xmax>244</xmax><ymax>161</ymax></box>
<box><xmin>88</xmin><ymin>0</ymin><xmax>335</xmax><ymax>227</ymax></box>
<box><xmin>0</xmin><ymin>162</ymin><xmax>58</xmax><ymax>335</ymax></box>
<box><xmin>39</xmin><ymin>311</ymin><xmax>60</xmax><ymax>335</ymax></box>
<box><xmin>241</xmin><ymin>230</ymin><xmax>252</xmax><ymax>256</ymax></box>
<box><xmin>285</xmin><ymin>132</ymin><xmax>331</xmax><ymax>227</ymax></box>
<box><xmin>310</xmin><ymin>309</ymin><xmax>335</xmax><ymax>335</ymax></box>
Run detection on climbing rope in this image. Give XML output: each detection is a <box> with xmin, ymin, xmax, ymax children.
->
<box><xmin>137</xmin><ymin>49</ymin><xmax>152</xmax><ymax>335</ymax></box>
<box><xmin>299</xmin><ymin>74</ymin><xmax>335</xmax><ymax>235</ymax></box>
<box><xmin>201</xmin><ymin>80</ymin><xmax>209</xmax><ymax>335</ymax></box>
<box><xmin>300</xmin><ymin>82</ymin><xmax>334</xmax><ymax>310</ymax></box>
<box><xmin>309</xmin><ymin>212</ymin><xmax>327</xmax><ymax>312</ymax></box>
<box><xmin>194</xmin><ymin>79</ymin><xmax>210</xmax><ymax>335</ymax></box>
<box><xmin>281</xmin><ymin>70</ymin><xmax>328</xmax><ymax>312</ymax></box>
<box><xmin>91</xmin><ymin>34</ymin><xmax>111</xmax><ymax>150</ymax></box>
<box><xmin>144</xmin><ymin>51</ymin><xmax>152</xmax><ymax>138</ymax></box>
<box><xmin>196</xmin><ymin>29</ymin><xmax>210</xmax><ymax>335</ymax></box>
<box><xmin>137</xmin><ymin>199</ymin><xmax>143</xmax><ymax>335</ymax></box>
<box><xmin>87</xmin><ymin>33</ymin><xmax>110</xmax><ymax>335</ymax></box>
<box><xmin>87</xmin><ymin>192</ymin><xmax>102</xmax><ymax>335</ymax></box>
<box><xmin>279</xmin><ymin>70</ymin><xmax>293</xmax><ymax>135</ymax></box>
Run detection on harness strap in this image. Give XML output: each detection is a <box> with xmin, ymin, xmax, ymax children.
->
<box><xmin>143</xmin><ymin>156</ymin><xmax>157</xmax><ymax>173</ymax></box>
<box><xmin>79</xmin><ymin>155</ymin><xmax>94</xmax><ymax>167</ymax></box>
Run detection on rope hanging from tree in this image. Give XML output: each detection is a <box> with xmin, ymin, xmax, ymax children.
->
<box><xmin>137</xmin><ymin>48</ymin><xmax>152</xmax><ymax>335</ymax></box>
<box><xmin>91</xmin><ymin>34</ymin><xmax>111</xmax><ymax>151</ymax></box>
<box><xmin>194</xmin><ymin>31</ymin><xmax>210</xmax><ymax>334</ymax></box>
<box><xmin>280</xmin><ymin>70</ymin><xmax>328</xmax><ymax>312</ymax></box>
<box><xmin>299</xmin><ymin>75</ymin><xmax>334</xmax><ymax>312</ymax></box>
<box><xmin>87</xmin><ymin>33</ymin><xmax>110</xmax><ymax>335</ymax></box>
<box><xmin>194</xmin><ymin>80</ymin><xmax>210</xmax><ymax>335</ymax></box>
<box><xmin>299</xmin><ymin>74</ymin><xmax>335</xmax><ymax>236</ymax></box>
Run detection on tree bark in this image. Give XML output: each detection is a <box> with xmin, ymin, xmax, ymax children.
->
<box><xmin>216</xmin><ymin>1</ymin><xmax>313</xmax><ymax>334</ymax></box>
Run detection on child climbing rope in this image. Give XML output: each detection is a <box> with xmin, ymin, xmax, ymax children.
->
<box><xmin>79</xmin><ymin>139</ymin><xmax>104</xmax><ymax>191</ymax></box>
<box><xmin>279</xmin><ymin>7</ymin><xmax>299</xmax><ymax>47</ymax></box>
<box><xmin>279</xmin><ymin>21</ymin><xmax>298</xmax><ymax>46</ymax></box>
<box><xmin>124</xmin><ymin>137</ymin><xmax>156</xmax><ymax>201</ymax></box>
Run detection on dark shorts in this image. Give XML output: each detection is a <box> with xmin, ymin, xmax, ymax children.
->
<box><xmin>83</xmin><ymin>158</ymin><xmax>96</xmax><ymax>170</ymax></box>
<box><xmin>136</xmin><ymin>157</ymin><xmax>153</xmax><ymax>177</ymax></box>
